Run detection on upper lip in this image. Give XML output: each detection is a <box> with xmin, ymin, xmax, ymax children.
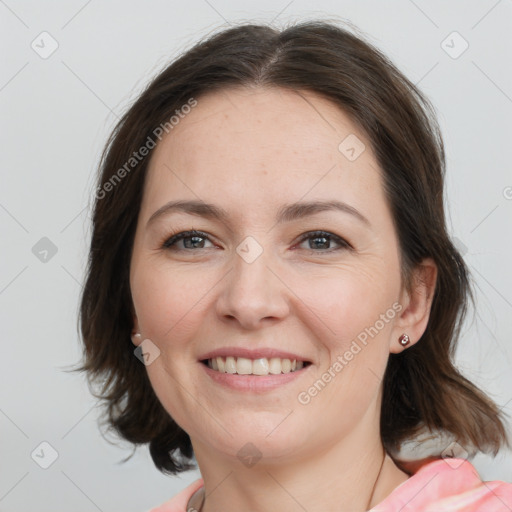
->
<box><xmin>199</xmin><ymin>346</ymin><xmax>312</xmax><ymax>363</ymax></box>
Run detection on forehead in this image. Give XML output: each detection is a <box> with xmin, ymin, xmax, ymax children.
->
<box><xmin>140</xmin><ymin>86</ymin><xmax>385</xmax><ymax>224</ymax></box>
<box><xmin>155</xmin><ymin>86</ymin><xmax>365</xmax><ymax>160</ymax></box>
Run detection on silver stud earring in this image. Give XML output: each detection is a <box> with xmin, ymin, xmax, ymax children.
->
<box><xmin>399</xmin><ymin>333</ymin><xmax>410</xmax><ymax>347</ymax></box>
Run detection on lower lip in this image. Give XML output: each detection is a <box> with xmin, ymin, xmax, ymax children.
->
<box><xmin>200</xmin><ymin>362</ymin><xmax>311</xmax><ymax>392</ymax></box>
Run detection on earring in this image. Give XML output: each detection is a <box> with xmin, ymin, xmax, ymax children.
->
<box><xmin>399</xmin><ymin>334</ymin><xmax>410</xmax><ymax>347</ymax></box>
<box><xmin>131</xmin><ymin>332</ymin><xmax>142</xmax><ymax>344</ymax></box>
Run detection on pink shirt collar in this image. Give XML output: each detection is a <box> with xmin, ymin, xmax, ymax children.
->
<box><xmin>148</xmin><ymin>458</ymin><xmax>512</xmax><ymax>512</ymax></box>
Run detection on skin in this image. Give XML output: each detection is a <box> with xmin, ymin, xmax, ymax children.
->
<box><xmin>130</xmin><ymin>86</ymin><xmax>437</xmax><ymax>511</ymax></box>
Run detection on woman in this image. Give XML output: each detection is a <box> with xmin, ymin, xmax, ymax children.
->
<box><xmin>77</xmin><ymin>20</ymin><xmax>512</xmax><ymax>511</ymax></box>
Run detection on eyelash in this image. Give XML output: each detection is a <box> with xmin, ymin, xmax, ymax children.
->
<box><xmin>161</xmin><ymin>229</ymin><xmax>352</xmax><ymax>253</ymax></box>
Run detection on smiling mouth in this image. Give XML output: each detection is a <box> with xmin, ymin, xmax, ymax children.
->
<box><xmin>201</xmin><ymin>356</ymin><xmax>312</xmax><ymax>376</ymax></box>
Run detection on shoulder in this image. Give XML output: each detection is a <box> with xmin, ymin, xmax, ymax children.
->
<box><xmin>145</xmin><ymin>478</ymin><xmax>204</xmax><ymax>512</ymax></box>
<box><xmin>372</xmin><ymin>458</ymin><xmax>512</xmax><ymax>512</ymax></box>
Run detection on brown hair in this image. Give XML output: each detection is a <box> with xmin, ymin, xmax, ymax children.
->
<box><xmin>74</xmin><ymin>19</ymin><xmax>509</xmax><ymax>474</ymax></box>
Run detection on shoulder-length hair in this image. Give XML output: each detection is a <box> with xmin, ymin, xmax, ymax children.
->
<box><xmin>75</xmin><ymin>20</ymin><xmax>509</xmax><ymax>474</ymax></box>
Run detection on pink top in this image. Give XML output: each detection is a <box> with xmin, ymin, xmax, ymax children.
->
<box><xmin>147</xmin><ymin>458</ymin><xmax>512</xmax><ymax>512</ymax></box>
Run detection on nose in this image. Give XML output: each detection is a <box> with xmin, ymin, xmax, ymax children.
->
<box><xmin>215</xmin><ymin>242</ymin><xmax>290</xmax><ymax>330</ymax></box>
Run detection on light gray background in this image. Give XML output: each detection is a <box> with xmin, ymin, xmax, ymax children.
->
<box><xmin>1</xmin><ymin>1</ymin><xmax>511</xmax><ymax>511</ymax></box>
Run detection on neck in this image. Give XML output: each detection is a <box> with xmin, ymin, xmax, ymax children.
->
<box><xmin>191</xmin><ymin>421</ymin><xmax>409</xmax><ymax>512</ymax></box>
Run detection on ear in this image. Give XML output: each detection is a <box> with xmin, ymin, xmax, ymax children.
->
<box><xmin>390</xmin><ymin>258</ymin><xmax>437</xmax><ymax>354</ymax></box>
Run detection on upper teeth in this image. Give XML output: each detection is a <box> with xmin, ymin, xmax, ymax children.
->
<box><xmin>207</xmin><ymin>356</ymin><xmax>304</xmax><ymax>375</ymax></box>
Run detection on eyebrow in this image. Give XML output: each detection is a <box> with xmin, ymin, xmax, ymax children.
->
<box><xmin>146</xmin><ymin>199</ymin><xmax>371</xmax><ymax>229</ymax></box>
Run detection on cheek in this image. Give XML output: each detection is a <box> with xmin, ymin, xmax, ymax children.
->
<box><xmin>295</xmin><ymin>268</ymin><xmax>397</xmax><ymax>426</ymax></box>
<box><xmin>132</xmin><ymin>257</ymin><xmax>246</xmax><ymax>378</ymax></box>
<box><xmin>131</xmin><ymin>260</ymin><xmax>210</xmax><ymax>345</ymax></box>
<box><xmin>292</xmin><ymin>261</ymin><xmax>399</xmax><ymax>346</ymax></box>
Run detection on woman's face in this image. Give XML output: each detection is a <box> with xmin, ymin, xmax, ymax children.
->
<box><xmin>130</xmin><ymin>86</ymin><xmax>411</xmax><ymax>464</ymax></box>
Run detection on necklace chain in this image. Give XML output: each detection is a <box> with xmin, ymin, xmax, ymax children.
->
<box><xmin>366</xmin><ymin>448</ymin><xmax>387</xmax><ymax>510</ymax></box>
